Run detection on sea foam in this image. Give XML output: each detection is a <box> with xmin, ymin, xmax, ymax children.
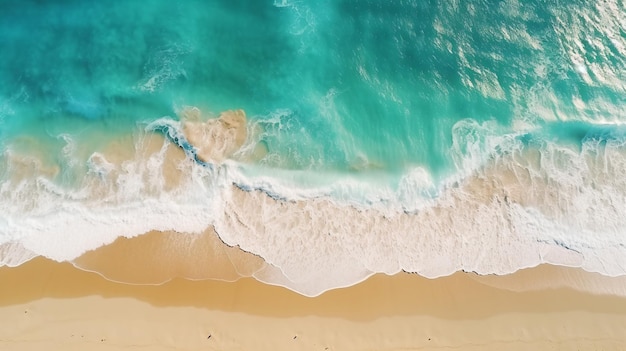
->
<box><xmin>1</xmin><ymin>107</ymin><xmax>626</xmax><ymax>296</ymax></box>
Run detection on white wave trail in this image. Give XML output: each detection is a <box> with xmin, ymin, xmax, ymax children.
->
<box><xmin>1</xmin><ymin>111</ymin><xmax>626</xmax><ymax>296</ymax></box>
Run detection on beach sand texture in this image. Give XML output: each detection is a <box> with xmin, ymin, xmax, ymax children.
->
<box><xmin>1</xmin><ymin>232</ymin><xmax>625</xmax><ymax>351</ymax></box>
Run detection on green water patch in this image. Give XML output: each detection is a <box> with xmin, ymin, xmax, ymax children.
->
<box><xmin>1</xmin><ymin>0</ymin><xmax>626</xmax><ymax>186</ymax></box>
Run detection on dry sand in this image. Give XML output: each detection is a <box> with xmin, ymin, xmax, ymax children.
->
<box><xmin>1</xmin><ymin>254</ymin><xmax>626</xmax><ymax>350</ymax></box>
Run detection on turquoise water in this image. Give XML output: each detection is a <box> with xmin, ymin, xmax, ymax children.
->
<box><xmin>2</xmin><ymin>0</ymin><xmax>626</xmax><ymax>293</ymax></box>
<box><xmin>3</xmin><ymin>0</ymin><xmax>623</xmax><ymax>178</ymax></box>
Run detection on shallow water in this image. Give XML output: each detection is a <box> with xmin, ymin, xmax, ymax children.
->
<box><xmin>1</xmin><ymin>0</ymin><xmax>626</xmax><ymax>295</ymax></box>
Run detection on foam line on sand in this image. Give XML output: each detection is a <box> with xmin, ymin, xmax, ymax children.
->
<box><xmin>1</xmin><ymin>257</ymin><xmax>625</xmax><ymax>350</ymax></box>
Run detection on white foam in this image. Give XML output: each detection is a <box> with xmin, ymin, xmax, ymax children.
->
<box><xmin>87</xmin><ymin>152</ymin><xmax>116</xmax><ymax>177</ymax></box>
<box><xmin>272</xmin><ymin>0</ymin><xmax>291</xmax><ymax>8</ymax></box>
<box><xmin>0</xmin><ymin>242</ymin><xmax>37</xmax><ymax>267</ymax></box>
<box><xmin>0</xmin><ymin>133</ymin><xmax>222</xmax><ymax>262</ymax></box>
<box><xmin>212</xmin><ymin>119</ymin><xmax>626</xmax><ymax>295</ymax></box>
<box><xmin>2</xmin><ymin>114</ymin><xmax>626</xmax><ymax>296</ymax></box>
<box><xmin>17</xmin><ymin>198</ymin><xmax>213</xmax><ymax>262</ymax></box>
<box><xmin>136</xmin><ymin>43</ymin><xmax>191</xmax><ymax>93</ymax></box>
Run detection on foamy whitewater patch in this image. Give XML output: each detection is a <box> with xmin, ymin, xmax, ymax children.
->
<box><xmin>1</xmin><ymin>107</ymin><xmax>626</xmax><ymax>296</ymax></box>
<box><xmin>136</xmin><ymin>42</ymin><xmax>191</xmax><ymax>93</ymax></box>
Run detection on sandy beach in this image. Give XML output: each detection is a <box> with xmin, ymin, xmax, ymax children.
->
<box><xmin>1</xmin><ymin>235</ymin><xmax>626</xmax><ymax>351</ymax></box>
<box><xmin>3</xmin><ymin>2</ymin><xmax>626</xmax><ymax>350</ymax></box>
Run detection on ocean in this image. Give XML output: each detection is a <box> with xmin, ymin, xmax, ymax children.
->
<box><xmin>1</xmin><ymin>0</ymin><xmax>626</xmax><ymax>296</ymax></box>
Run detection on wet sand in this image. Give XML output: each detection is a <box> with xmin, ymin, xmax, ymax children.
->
<box><xmin>1</xmin><ymin>254</ymin><xmax>625</xmax><ymax>350</ymax></box>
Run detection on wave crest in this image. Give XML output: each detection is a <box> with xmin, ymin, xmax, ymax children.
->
<box><xmin>1</xmin><ymin>108</ymin><xmax>626</xmax><ymax>296</ymax></box>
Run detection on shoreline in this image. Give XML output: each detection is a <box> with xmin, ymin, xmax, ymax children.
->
<box><xmin>7</xmin><ymin>221</ymin><xmax>626</xmax><ymax>298</ymax></box>
<box><xmin>1</xmin><ymin>257</ymin><xmax>626</xmax><ymax>350</ymax></box>
<box><xmin>69</xmin><ymin>227</ymin><xmax>626</xmax><ymax>298</ymax></box>
<box><xmin>3</xmin><ymin>108</ymin><xmax>626</xmax><ymax>296</ymax></box>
